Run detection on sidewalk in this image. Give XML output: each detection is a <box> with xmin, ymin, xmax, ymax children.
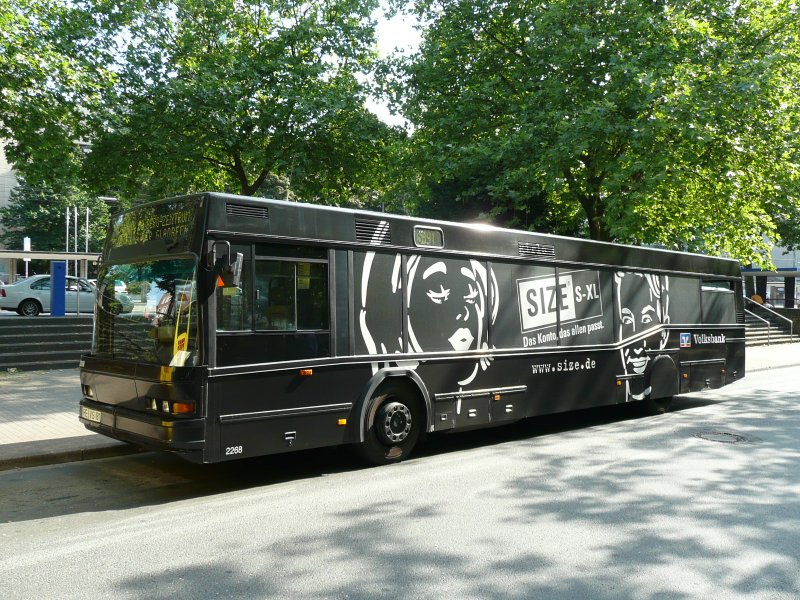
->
<box><xmin>1</xmin><ymin>343</ymin><xmax>798</xmax><ymax>471</ymax></box>
<box><xmin>0</xmin><ymin>369</ymin><xmax>140</xmax><ymax>470</ymax></box>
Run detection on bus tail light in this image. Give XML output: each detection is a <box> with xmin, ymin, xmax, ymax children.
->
<box><xmin>149</xmin><ymin>398</ymin><xmax>195</xmax><ymax>414</ymax></box>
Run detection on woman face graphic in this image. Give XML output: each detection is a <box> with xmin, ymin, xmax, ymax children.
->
<box><xmin>408</xmin><ymin>257</ymin><xmax>486</xmax><ymax>354</ymax></box>
<box><xmin>617</xmin><ymin>272</ymin><xmax>666</xmax><ymax>376</ymax></box>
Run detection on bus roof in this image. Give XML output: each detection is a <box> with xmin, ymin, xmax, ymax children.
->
<box><xmin>147</xmin><ymin>192</ymin><xmax>742</xmax><ymax>279</ymax></box>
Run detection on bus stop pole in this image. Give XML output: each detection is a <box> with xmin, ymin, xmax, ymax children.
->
<box><xmin>65</xmin><ymin>207</ymin><xmax>70</xmax><ymax>277</ymax></box>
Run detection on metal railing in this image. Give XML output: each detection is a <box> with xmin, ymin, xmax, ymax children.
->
<box><xmin>744</xmin><ymin>308</ymin><xmax>772</xmax><ymax>345</ymax></box>
<box><xmin>743</xmin><ymin>296</ymin><xmax>794</xmax><ymax>341</ymax></box>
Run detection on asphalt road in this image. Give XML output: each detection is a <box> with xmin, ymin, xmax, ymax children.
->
<box><xmin>1</xmin><ymin>366</ymin><xmax>798</xmax><ymax>599</ymax></box>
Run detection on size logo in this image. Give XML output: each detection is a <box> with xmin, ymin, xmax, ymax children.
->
<box><xmin>517</xmin><ymin>271</ymin><xmax>602</xmax><ymax>333</ymax></box>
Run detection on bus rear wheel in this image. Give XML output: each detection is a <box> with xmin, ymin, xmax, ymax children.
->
<box><xmin>357</xmin><ymin>382</ymin><xmax>423</xmax><ymax>466</ymax></box>
<box><xmin>640</xmin><ymin>395</ymin><xmax>673</xmax><ymax>415</ymax></box>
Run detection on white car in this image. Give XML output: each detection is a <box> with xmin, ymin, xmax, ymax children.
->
<box><xmin>0</xmin><ymin>274</ymin><xmax>96</xmax><ymax>316</ymax></box>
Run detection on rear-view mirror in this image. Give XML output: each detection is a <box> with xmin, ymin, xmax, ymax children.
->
<box><xmin>220</xmin><ymin>252</ymin><xmax>243</xmax><ymax>288</ymax></box>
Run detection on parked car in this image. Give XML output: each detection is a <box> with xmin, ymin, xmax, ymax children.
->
<box><xmin>101</xmin><ymin>290</ymin><xmax>134</xmax><ymax>315</ymax></box>
<box><xmin>0</xmin><ymin>274</ymin><xmax>96</xmax><ymax>316</ymax></box>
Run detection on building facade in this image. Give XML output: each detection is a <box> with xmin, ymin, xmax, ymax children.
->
<box><xmin>0</xmin><ymin>141</ymin><xmax>19</xmax><ymax>282</ymax></box>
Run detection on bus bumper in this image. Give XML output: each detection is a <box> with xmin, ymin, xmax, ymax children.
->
<box><xmin>79</xmin><ymin>398</ymin><xmax>205</xmax><ymax>455</ymax></box>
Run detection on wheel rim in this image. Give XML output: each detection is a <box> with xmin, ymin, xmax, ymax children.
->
<box><xmin>21</xmin><ymin>302</ymin><xmax>37</xmax><ymax>316</ymax></box>
<box><xmin>376</xmin><ymin>401</ymin><xmax>413</xmax><ymax>445</ymax></box>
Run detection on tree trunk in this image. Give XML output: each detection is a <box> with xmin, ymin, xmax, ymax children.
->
<box><xmin>581</xmin><ymin>193</ymin><xmax>612</xmax><ymax>242</ymax></box>
<box><xmin>564</xmin><ymin>165</ymin><xmax>613</xmax><ymax>242</ymax></box>
<box><xmin>240</xmin><ymin>170</ymin><xmax>269</xmax><ymax>197</ymax></box>
<box><xmin>231</xmin><ymin>151</ymin><xmax>269</xmax><ymax>197</ymax></box>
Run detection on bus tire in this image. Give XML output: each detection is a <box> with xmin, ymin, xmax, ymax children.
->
<box><xmin>356</xmin><ymin>381</ymin><xmax>423</xmax><ymax>466</ymax></box>
<box><xmin>640</xmin><ymin>395</ymin><xmax>673</xmax><ymax>415</ymax></box>
<box><xmin>641</xmin><ymin>355</ymin><xmax>677</xmax><ymax>414</ymax></box>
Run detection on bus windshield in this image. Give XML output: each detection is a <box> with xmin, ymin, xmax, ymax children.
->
<box><xmin>94</xmin><ymin>258</ymin><xmax>199</xmax><ymax>366</ymax></box>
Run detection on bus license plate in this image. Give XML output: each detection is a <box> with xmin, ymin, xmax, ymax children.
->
<box><xmin>81</xmin><ymin>407</ymin><xmax>102</xmax><ymax>423</ymax></box>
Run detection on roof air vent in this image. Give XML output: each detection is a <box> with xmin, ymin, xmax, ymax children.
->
<box><xmin>226</xmin><ymin>203</ymin><xmax>269</xmax><ymax>220</ymax></box>
<box><xmin>355</xmin><ymin>218</ymin><xmax>391</xmax><ymax>245</ymax></box>
<box><xmin>518</xmin><ymin>241</ymin><xmax>556</xmax><ymax>259</ymax></box>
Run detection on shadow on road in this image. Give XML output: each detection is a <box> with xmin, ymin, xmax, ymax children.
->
<box><xmin>110</xmin><ymin>385</ymin><xmax>800</xmax><ymax>599</ymax></box>
<box><xmin>0</xmin><ymin>392</ymin><xmax>726</xmax><ymax>525</ymax></box>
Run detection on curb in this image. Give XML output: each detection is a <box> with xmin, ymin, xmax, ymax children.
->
<box><xmin>747</xmin><ymin>363</ymin><xmax>799</xmax><ymax>373</ymax></box>
<box><xmin>0</xmin><ymin>435</ymin><xmax>145</xmax><ymax>471</ymax></box>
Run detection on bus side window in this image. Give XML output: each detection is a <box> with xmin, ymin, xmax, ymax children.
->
<box><xmin>354</xmin><ymin>251</ymin><xmax>403</xmax><ymax>355</ymax></box>
<box><xmin>253</xmin><ymin>261</ymin><xmax>329</xmax><ymax>331</ymax></box>
<box><xmin>296</xmin><ymin>262</ymin><xmax>329</xmax><ymax>330</ymax></box>
<box><xmin>614</xmin><ymin>272</ymin><xmax>668</xmax><ymax>342</ymax></box>
<box><xmin>558</xmin><ymin>269</ymin><xmax>614</xmax><ymax>347</ymax></box>
<box><xmin>216</xmin><ymin>253</ymin><xmax>253</xmax><ymax>332</ymax></box>
<box><xmin>255</xmin><ymin>261</ymin><xmax>296</xmax><ymax>330</ymax></box>
<box><xmin>667</xmin><ymin>277</ymin><xmax>701</xmax><ymax>324</ymax></box>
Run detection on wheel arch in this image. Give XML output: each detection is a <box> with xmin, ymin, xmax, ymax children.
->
<box><xmin>18</xmin><ymin>297</ymin><xmax>43</xmax><ymax>315</ymax></box>
<box><xmin>352</xmin><ymin>369</ymin><xmax>432</xmax><ymax>443</ymax></box>
<box><xmin>647</xmin><ymin>354</ymin><xmax>679</xmax><ymax>400</ymax></box>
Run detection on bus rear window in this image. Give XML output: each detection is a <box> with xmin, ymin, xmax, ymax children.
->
<box><xmin>701</xmin><ymin>280</ymin><xmax>736</xmax><ymax>323</ymax></box>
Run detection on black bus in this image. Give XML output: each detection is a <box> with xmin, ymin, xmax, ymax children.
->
<box><xmin>79</xmin><ymin>193</ymin><xmax>745</xmax><ymax>465</ymax></box>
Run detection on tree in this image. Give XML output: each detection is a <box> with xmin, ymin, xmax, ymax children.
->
<box><xmin>1</xmin><ymin>1</ymin><xmax>401</xmax><ymax>207</ymax></box>
<box><xmin>0</xmin><ymin>181</ymin><xmax>110</xmax><ymax>252</ymax></box>
<box><xmin>0</xmin><ymin>0</ymin><xmax>117</xmax><ymax>185</ymax></box>
<box><xmin>393</xmin><ymin>0</ymin><xmax>800</xmax><ymax>266</ymax></box>
<box><xmin>81</xmin><ymin>0</ymin><xmax>395</xmax><ymax>206</ymax></box>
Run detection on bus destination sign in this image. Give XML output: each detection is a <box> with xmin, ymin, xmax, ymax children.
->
<box><xmin>110</xmin><ymin>197</ymin><xmax>202</xmax><ymax>251</ymax></box>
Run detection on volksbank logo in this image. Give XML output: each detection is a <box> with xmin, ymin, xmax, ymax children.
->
<box><xmin>693</xmin><ymin>333</ymin><xmax>726</xmax><ymax>344</ymax></box>
<box><xmin>681</xmin><ymin>332</ymin><xmax>726</xmax><ymax>346</ymax></box>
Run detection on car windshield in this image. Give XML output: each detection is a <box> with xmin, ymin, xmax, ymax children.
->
<box><xmin>93</xmin><ymin>258</ymin><xmax>198</xmax><ymax>366</ymax></box>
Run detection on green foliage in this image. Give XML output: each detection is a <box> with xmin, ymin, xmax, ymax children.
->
<box><xmin>1</xmin><ymin>0</ymin><xmax>400</xmax><ymax>207</ymax></box>
<box><xmin>0</xmin><ymin>0</ymin><xmax>117</xmax><ymax>184</ymax></box>
<box><xmin>3</xmin><ymin>0</ymin><xmax>799</xmax><ymax>268</ymax></box>
<box><xmin>0</xmin><ymin>181</ymin><xmax>110</xmax><ymax>252</ymax></box>
<box><xmin>81</xmin><ymin>0</ymin><xmax>396</xmax><ymax>206</ymax></box>
<box><xmin>393</xmin><ymin>0</ymin><xmax>800</xmax><ymax>267</ymax></box>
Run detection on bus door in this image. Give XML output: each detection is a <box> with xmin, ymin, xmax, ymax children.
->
<box><xmin>211</xmin><ymin>242</ymin><xmax>346</xmax><ymax>459</ymax></box>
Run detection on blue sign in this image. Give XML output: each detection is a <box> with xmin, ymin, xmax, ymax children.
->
<box><xmin>680</xmin><ymin>332</ymin><xmax>691</xmax><ymax>348</ymax></box>
<box><xmin>50</xmin><ymin>261</ymin><xmax>66</xmax><ymax>317</ymax></box>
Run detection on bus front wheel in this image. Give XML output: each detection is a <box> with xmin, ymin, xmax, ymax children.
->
<box><xmin>357</xmin><ymin>382</ymin><xmax>423</xmax><ymax>466</ymax></box>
